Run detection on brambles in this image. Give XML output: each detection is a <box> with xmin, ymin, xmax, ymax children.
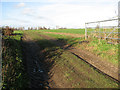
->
<box><xmin>2</xmin><ymin>26</ymin><xmax>14</xmax><ymax>36</ymax></box>
<box><xmin>2</xmin><ymin>32</ymin><xmax>28</xmax><ymax>89</ymax></box>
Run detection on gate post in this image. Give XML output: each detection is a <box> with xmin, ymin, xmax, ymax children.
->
<box><xmin>118</xmin><ymin>1</ymin><xmax>120</xmax><ymax>82</ymax></box>
<box><xmin>118</xmin><ymin>2</ymin><xmax>120</xmax><ymax>43</ymax></box>
<box><xmin>0</xmin><ymin>2</ymin><xmax>2</xmax><ymax>89</ymax></box>
<box><xmin>85</xmin><ymin>23</ymin><xmax>87</xmax><ymax>40</ymax></box>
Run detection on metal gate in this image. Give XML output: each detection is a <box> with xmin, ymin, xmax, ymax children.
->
<box><xmin>85</xmin><ymin>18</ymin><xmax>120</xmax><ymax>44</ymax></box>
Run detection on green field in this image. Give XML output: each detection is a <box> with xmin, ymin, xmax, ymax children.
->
<box><xmin>31</xmin><ymin>29</ymin><xmax>85</xmax><ymax>34</ymax></box>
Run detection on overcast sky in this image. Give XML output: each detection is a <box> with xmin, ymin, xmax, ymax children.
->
<box><xmin>0</xmin><ymin>0</ymin><xmax>119</xmax><ymax>29</ymax></box>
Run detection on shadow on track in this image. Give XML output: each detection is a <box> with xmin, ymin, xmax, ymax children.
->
<box><xmin>22</xmin><ymin>36</ymin><xmax>73</xmax><ymax>89</ymax></box>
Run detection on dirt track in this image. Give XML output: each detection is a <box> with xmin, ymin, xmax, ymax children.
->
<box><xmin>70</xmin><ymin>48</ymin><xmax>118</xmax><ymax>80</ymax></box>
<box><xmin>35</xmin><ymin>33</ymin><xmax>119</xmax><ymax>81</ymax></box>
<box><xmin>22</xmin><ymin>34</ymin><xmax>50</xmax><ymax>88</ymax></box>
<box><xmin>22</xmin><ymin>32</ymin><xmax>119</xmax><ymax>88</ymax></box>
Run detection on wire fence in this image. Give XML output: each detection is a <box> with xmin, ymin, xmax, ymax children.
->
<box><xmin>85</xmin><ymin>18</ymin><xmax>120</xmax><ymax>44</ymax></box>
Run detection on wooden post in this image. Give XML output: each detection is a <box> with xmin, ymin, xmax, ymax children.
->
<box><xmin>98</xmin><ymin>22</ymin><xmax>100</xmax><ymax>44</ymax></box>
<box><xmin>85</xmin><ymin>23</ymin><xmax>87</xmax><ymax>40</ymax></box>
<box><xmin>0</xmin><ymin>38</ymin><xmax>1</xmax><ymax>85</ymax></box>
<box><xmin>98</xmin><ymin>22</ymin><xmax>100</xmax><ymax>39</ymax></box>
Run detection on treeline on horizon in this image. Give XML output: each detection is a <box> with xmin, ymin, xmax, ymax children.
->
<box><xmin>0</xmin><ymin>26</ymin><xmax>68</xmax><ymax>36</ymax></box>
<box><xmin>0</xmin><ymin>26</ymin><xmax>67</xmax><ymax>30</ymax></box>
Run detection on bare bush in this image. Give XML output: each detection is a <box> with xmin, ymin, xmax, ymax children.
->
<box><xmin>2</xmin><ymin>26</ymin><xmax>14</xmax><ymax>36</ymax></box>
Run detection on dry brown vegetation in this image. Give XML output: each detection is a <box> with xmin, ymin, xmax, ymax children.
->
<box><xmin>2</xmin><ymin>26</ymin><xmax>15</xmax><ymax>36</ymax></box>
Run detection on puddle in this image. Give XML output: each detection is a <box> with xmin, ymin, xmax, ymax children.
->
<box><xmin>32</xmin><ymin>60</ymin><xmax>44</xmax><ymax>73</ymax></box>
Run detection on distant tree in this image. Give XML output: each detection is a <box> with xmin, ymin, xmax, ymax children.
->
<box><xmin>18</xmin><ymin>27</ymin><xmax>24</xmax><ymax>30</ymax></box>
<box><xmin>95</xmin><ymin>24</ymin><xmax>99</xmax><ymax>29</ymax></box>
<box><xmin>59</xmin><ymin>27</ymin><xmax>66</xmax><ymax>29</ymax></box>
<box><xmin>31</xmin><ymin>27</ymin><xmax>33</xmax><ymax>30</ymax></box>
<box><xmin>38</xmin><ymin>27</ymin><xmax>43</xmax><ymax>30</ymax></box>
<box><xmin>48</xmin><ymin>27</ymin><xmax>50</xmax><ymax>30</ymax></box>
<box><xmin>35</xmin><ymin>27</ymin><xmax>37</xmax><ymax>30</ymax></box>
<box><xmin>2</xmin><ymin>26</ymin><xmax>14</xmax><ymax>36</ymax></box>
<box><xmin>43</xmin><ymin>26</ymin><xmax>47</xmax><ymax>30</ymax></box>
<box><xmin>56</xmin><ymin>26</ymin><xmax>59</xmax><ymax>29</ymax></box>
<box><xmin>28</xmin><ymin>27</ymin><xmax>30</xmax><ymax>30</ymax></box>
<box><xmin>0</xmin><ymin>27</ymin><xmax>2</xmax><ymax>33</ymax></box>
